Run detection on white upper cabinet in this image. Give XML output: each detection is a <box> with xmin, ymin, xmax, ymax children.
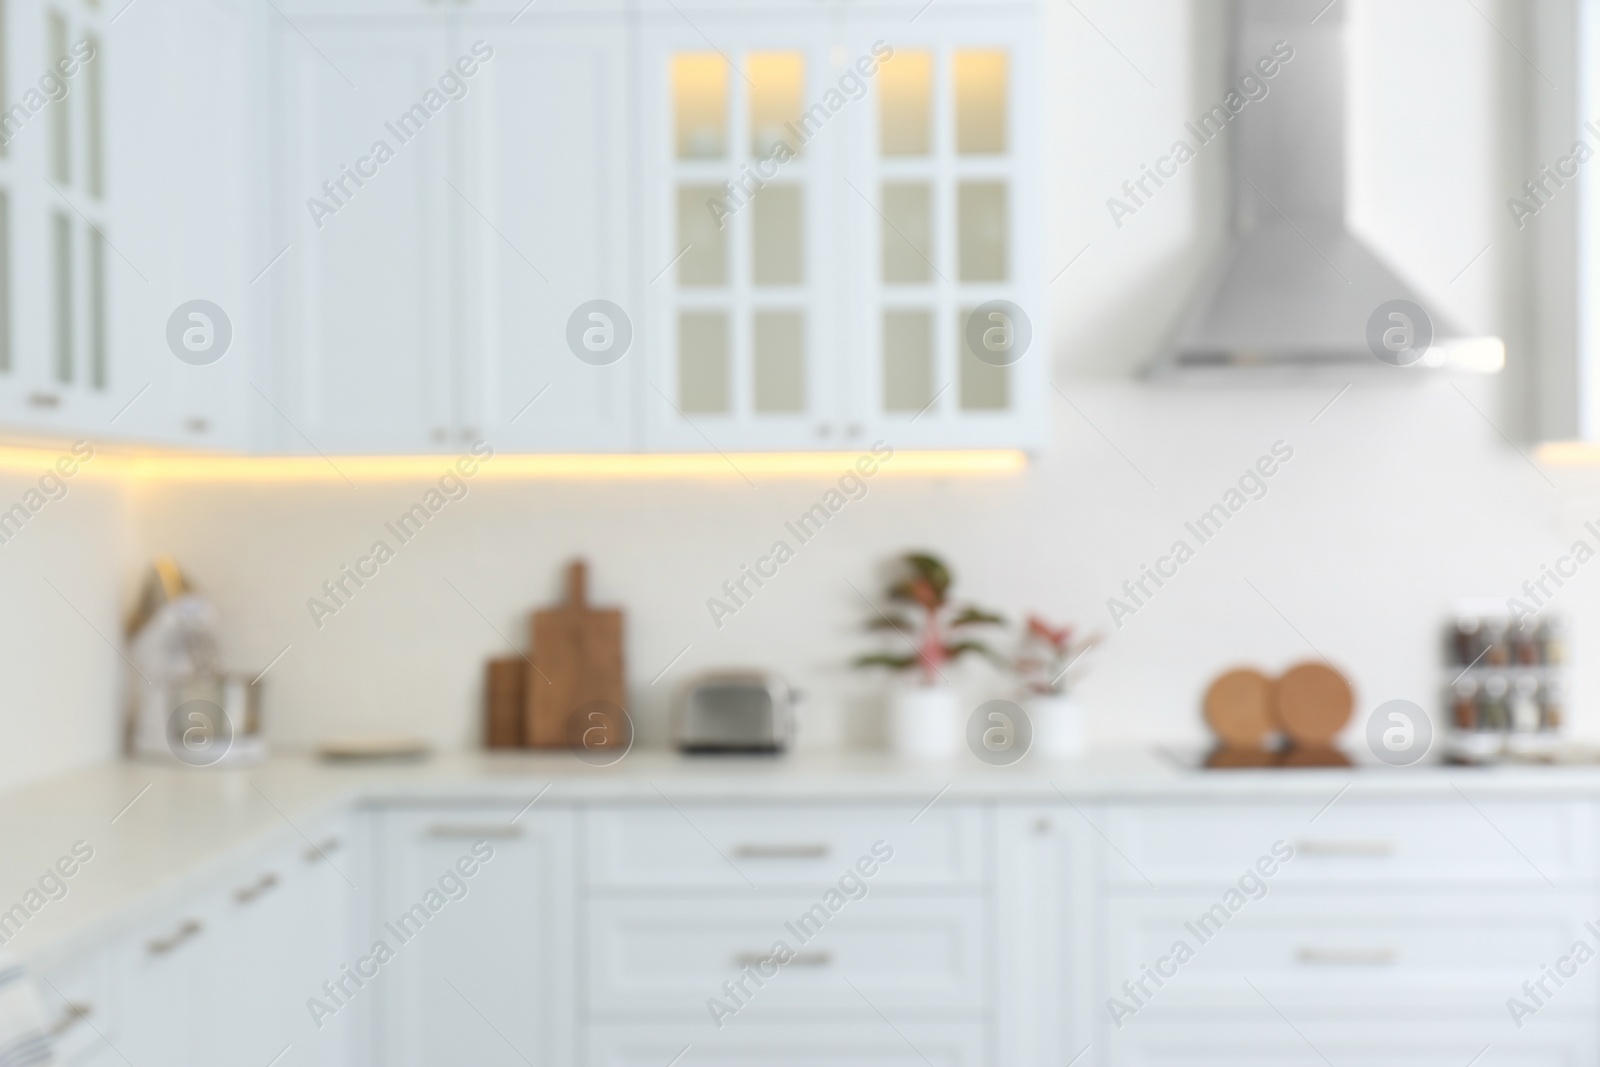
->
<box><xmin>639</xmin><ymin>20</ymin><xmax>846</xmax><ymax>452</ymax></box>
<box><xmin>639</xmin><ymin>1</ymin><xmax>1045</xmax><ymax>453</ymax></box>
<box><xmin>454</xmin><ymin>16</ymin><xmax>637</xmax><ymax>453</ymax></box>
<box><xmin>108</xmin><ymin>0</ymin><xmax>261</xmax><ymax>451</ymax></box>
<box><xmin>842</xmin><ymin>5</ymin><xmax>1047</xmax><ymax>451</ymax></box>
<box><xmin>7</xmin><ymin>0</ymin><xmax>1043</xmax><ymax>455</ymax></box>
<box><xmin>0</xmin><ymin>0</ymin><xmax>123</xmax><ymax>438</ymax></box>
<box><xmin>270</xmin><ymin>21</ymin><xmax>458</xmax><ymax>454</ymax></box>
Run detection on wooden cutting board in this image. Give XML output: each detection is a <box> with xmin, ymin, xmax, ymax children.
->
<box><xmin>1275</xmin><ymin>661</ymin><xmax>1353</xmax><ymax>746</ymax></box>
<box><xmin>485</xmin><ymin>657</ymin><xmax>526</xmax><ymax>749</ymax></box>
<box><xmin>526</xmin><ymin>560</ymin><xmax>626</xmax><ymax>749</ymax></box>
<box><xmin>1202</xmin><ymin>667</ymin><xmax>1277</xmax><ymax>749</ymax></box>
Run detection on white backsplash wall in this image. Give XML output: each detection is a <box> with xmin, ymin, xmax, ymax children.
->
<box><xmin>0</xmin><ymin>462</ymin><xmax>131</xmax><ymax>791</ymax></box>
<box><xmin>127</xmin><ymin>0</ymin><xmax>1595</xmax><ymax>753</ymax></box>
<box><xmin>125</xmin><ymin>379</ymin><xmax>1587</xmax><ymax>754</ymax></box>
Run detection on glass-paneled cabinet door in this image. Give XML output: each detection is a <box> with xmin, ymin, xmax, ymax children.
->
<box><xmin>639</xmin><ymin>18</ymin><xmax>845</xmax><ymax>452</ymax></box>
<box><xmin>839</xmin><ymin>4</ymin><xmax>1047</xmax><ymax>452</ymax></box>
<box><xmin>0</xmin><ymin>0</ymin><xmax>123</xmax><ymax>438</ymax></box>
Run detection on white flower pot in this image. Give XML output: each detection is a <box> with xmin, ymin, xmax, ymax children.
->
<box><xmin>890</xmin><ymin>685</ymin><xmax>962</xmax><ymax>760</ymax></box>
<box><xmin>1028</xmin><ymin>691</ymin><xmax>1085</xmax><ymax>759</ymax></box>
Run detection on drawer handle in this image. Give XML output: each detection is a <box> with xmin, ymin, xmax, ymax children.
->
<box><xmin>733</xmin><ymin>950</ymin><xmax>832</xmax><ymax>967</ymax></box>
<box><xmin>48</xmin><ymin>1001</ymin><xmax>91</xmax><ymax>1037</ymax></box>
<box><xmin>732</xmin><ymin>843</ymin><xmax>830</xmax><ymax>859</ymax></box>
<box><xmin>1297</xmin><ymin>947</ymin><xmax>1399</xmax><ymax>966</ymax></box>
<box><xmin>27</xmin><ymin>392</ymin><xmax>60</xmax><ymax>409</ymax></box>
<box><xmin>1295</xmin><ymin>839</ymin><xmax>1396</xmax><ymax>857</ymax></box>
<box><xmin>426</xmin><ymin>824</ymin><xmax>523</xmax><ymax>839</ymax></box>
<box><xmin>147</xmin><ymin>919</ymin><xmax>203</xmax><ymax>957</ymax></box>
<box><xmin>304</xmin><ymin>836</ymin><xmax>341</xmax><ymax>863</ymax></box>
<box><xmin>234</xmin><ymin>871</ymin><xmax>280</xmax><ymax>905</ymax></box>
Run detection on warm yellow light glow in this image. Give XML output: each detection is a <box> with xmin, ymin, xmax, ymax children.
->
<box><xmin>879</xmin><ymin>50</ymin><xmax>933</xmax><ymax>156</ymax></box>
<box><xmin>954</xmin><ymin>50</ymin><xmax>1008</xmax><ymax>154</ymax></box>
<box><xmin>0</xmin><ymin>446</ymin><xmax>1027</xmax><ymax>482</ymax></box>
<box><xmin>749</xmin><ymin>52</ymin><xmax>805</xmax><ymax>157</ymax></box>
<box><xmin>673</xmin><ymin>53</ymin><xmax>727</xmax><ymax>158</ymax></box>
<box><xmin>1535</xmin><ymin>441</ymin><xmax>1600</xmax><ymax>466</ymax></box>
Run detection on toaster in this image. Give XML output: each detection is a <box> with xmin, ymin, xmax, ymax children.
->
<box><xmin>673</xmin><ymin>670</ymin><xmax>794</xmax><ymax>754</ymax></box>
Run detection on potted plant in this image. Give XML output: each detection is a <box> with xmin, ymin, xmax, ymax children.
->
<box><xmin>853</xmin><ymin>552</ymin><xmax>1004</xmax><ymax>758</ymax></box>
<box><xmin>1011</xmin><ymin>615</ymin><xmax>1099</xmax><ymax>758</ymax></box>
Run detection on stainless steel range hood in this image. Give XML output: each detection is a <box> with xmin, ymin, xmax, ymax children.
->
<box><xmin>1149</xmin><ymin>0</ymin><xmax>1504</xmax><ymax>377</ymax></box>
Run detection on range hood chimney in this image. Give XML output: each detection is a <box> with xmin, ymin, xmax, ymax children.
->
<box><xmin>1149</xmin><ymin>0</ymin><xmax>1504</xmax><ymax>376</ymax></box>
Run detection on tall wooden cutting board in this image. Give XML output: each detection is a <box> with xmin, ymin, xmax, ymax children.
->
<box><xmin>526</xmin><ymin>561</ymin><xmax>626</xmax><ymax>749</ymax></box>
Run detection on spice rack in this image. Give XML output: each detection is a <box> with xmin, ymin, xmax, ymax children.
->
<box><xmin>1444</xmin><ymin>603</ymin><xmax>1566</xmax><ymax>762</ymax></box>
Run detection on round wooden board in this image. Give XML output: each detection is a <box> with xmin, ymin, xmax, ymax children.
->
<box><xmin>1275</xmin><ymin>662</ymin><xmax>1354</xmax><ymax>745</ymax></box>
<box><xmin>1202</xmin><ymin>668</ymin><xmax>1277</xmax><ymax>748</ymax></box>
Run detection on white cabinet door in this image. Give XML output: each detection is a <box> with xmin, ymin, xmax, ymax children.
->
<box><xmin>0</xmin><ymin>0</ymin><xmax>123</xmax><ymax>439</ymax></box>
<box><xmin>839</xmin><ymin>5</ymin><xmax>1048</xmax><ymax>452</ymax></box>
<box><xmin>373</xmin><ymin>807</ymin><xmax>574</xmax><ymax>1067</ymax></box>
<box><xmin>109</xmin><ymin>822</ymin><xmax>357</xmax><ymax>1067</ymax></box>
<box><xmin>995</xmin><ymin>805</ymin><xmax>1094</xmax><ymax>1067</ymax></box>
<box><xmin>638</xmin><ymin>17</ymin><xmax>848</xmax><ymax>452</ymax></box>
<box><xmin>37</xmin><ymin>946</ymin><xmax>116</xmax><ymax>1066</ymax></box>
<box><xmin>455</xmin><ymin>18</ymin><xmax>636</xmax><ymax>453</ymax></box>
<box><xmin>104</xmin><ymin>0</ymin><xmax>259</xmax><ymax>451</ymax></box>
<box><xmin>586</xmin><ymin>895</ymin><xmax>986</xmax><ymax>1018</ymax></box>
<box><xmin>271</xmin><ymin>23</ymin><xmax>456</xmax><ymax>454</ymax></box>
<box><xmin>286</xmin><ymin>813</ymin><xmax>361</xmax><ymax>1067</ymax></box>
<box><xmin>116</xmin><ymin>893</ymin><xmax>221</xmax><ymax>1067</ymax></box>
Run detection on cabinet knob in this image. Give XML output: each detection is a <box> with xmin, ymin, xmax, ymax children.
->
<box><xmin>814</xmin><ymin>423</ymin><xmax>832</xmax><ymax>439</ymax></box>
<box><xmin>147</xmin><ymin>918</ymin><xmax>203</xmax><ymax>956</ymax></box>
<box><xmin>47</xmin><ymin>1001</ymin><xmax>92</xmax><ymax>1038</ymax></box>
<box><xmin>432</xmin><ymin>428</ymin><xmax>448</xmax><ymax>443</ymax></box>
<box><xmin>304</xmin><ymin>836</ymin><xmax>341</xmax><ymax>863</ymax></box>
<box><xmin>184</xmin><ymin>417</ymin><xmax>210</xmax><ymax>435</ymax></box>
<box><xmin>1033</xmin><ymin>816</ymin><xmax>1053</xmax><ymax>835</ymax></box>
<box><xmin>234</xmin><ymin>871</ymin><xmax>279</xmax><ymax>905</ymax></box>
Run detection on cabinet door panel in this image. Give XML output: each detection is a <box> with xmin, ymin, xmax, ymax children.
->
<box><xmin>107</xmin><ymin>0</ymin><xmax>257</xmax><ymax>450</ymax></box>
<box><xmin>585</xmin><ymin>803</ymin><xmax>982</xmax><ymax>890</ymax></box>
<box><xmin>457</xmin><ymin>22</ymin><xmax>636</xmax><ymax>452</ymax></box>
<box><xmin>638</xmin><ymin>20</ymin><xmax>844</xmax><ymax>452</ymax></box>
<box><xmin>586</xmin><ymin>895</ymin><xmax>986</xmax><ymax>1018</ymax></box>
<box><xmin>373</xmin><ymin>807</ymin><xmax>574</xmax><ymax>1067</ymax></box>
<box><xmin>275</xmin><ymin>26</ymin><xmax>454</xmax><ymax>454</ymax></box>
<box><xmin>837</xmin><ymin>11</ymin><xmax>1047</xmax><ymax>452</ymax></box>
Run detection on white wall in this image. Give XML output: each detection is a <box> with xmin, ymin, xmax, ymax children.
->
<box><xmin>0</xmin><ymin>462</ymin><xmax>129</xmax><ymax>791</ymax></box>
<box><xmin>118</xmin><ymin>0</ymin><xmax>1600</xmax><ymax>754</ymax></box>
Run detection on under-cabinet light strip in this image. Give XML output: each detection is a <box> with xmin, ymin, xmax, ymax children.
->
<box><xmin>0</xmin><ymin>446</ymin><xmax>1027</xmax><ymax>481</ymax></box>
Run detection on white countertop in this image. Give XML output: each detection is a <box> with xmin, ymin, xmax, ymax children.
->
<box><xmin>7</xmin><ymin>747</ymin><xmax>1600</xmax><ymax>968</ymax></box>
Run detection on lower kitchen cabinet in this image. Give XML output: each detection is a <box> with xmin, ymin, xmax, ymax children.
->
<box><xmin>585</xmin><ymin>895</ymin><xmax>986</xmax><ymax>1018</ymax></box>
<box><xmin>29</xmin><ymin>792</ymin><xmax>1600</xmax><ymax>1067</ymax></box>
<box><xmin>40</xmin><ymin>810</ymin><xmax>357</xmax><ymax>1067</ymax></box>
<box><xmin>370</xmin><ymin>806</ymin><xmax>575</xmax><ymax>1067</ymax></box>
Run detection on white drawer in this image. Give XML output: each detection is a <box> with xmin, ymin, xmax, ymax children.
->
<box><xmin>584</xmin><ymin>803</ymin><xmax>983</xmax><ymax>889</ymax></box>
<box><xmin>1102</xmin><ymin>891</ymin><xmax>1599</xmax><ymax>1015</ymax></box>
<box><xmin>1101</xmin><ymin>799</ymin><xmax>1596</xmax><ymax>886</ymax></box>
<box><xmin>587</xmin><ymin>895</ymin><xmax>985</xmax><ymax>1016</ymax></box>
<box><xmin>1105</xmin><ymin>1016</ymin><xmax>1595</xmax><ymax>1067</ymax></box>
<box><xmin>586</xmin><ymin>1022</ymin><xmax>986</xmax><ymax>1067</ymax></box>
